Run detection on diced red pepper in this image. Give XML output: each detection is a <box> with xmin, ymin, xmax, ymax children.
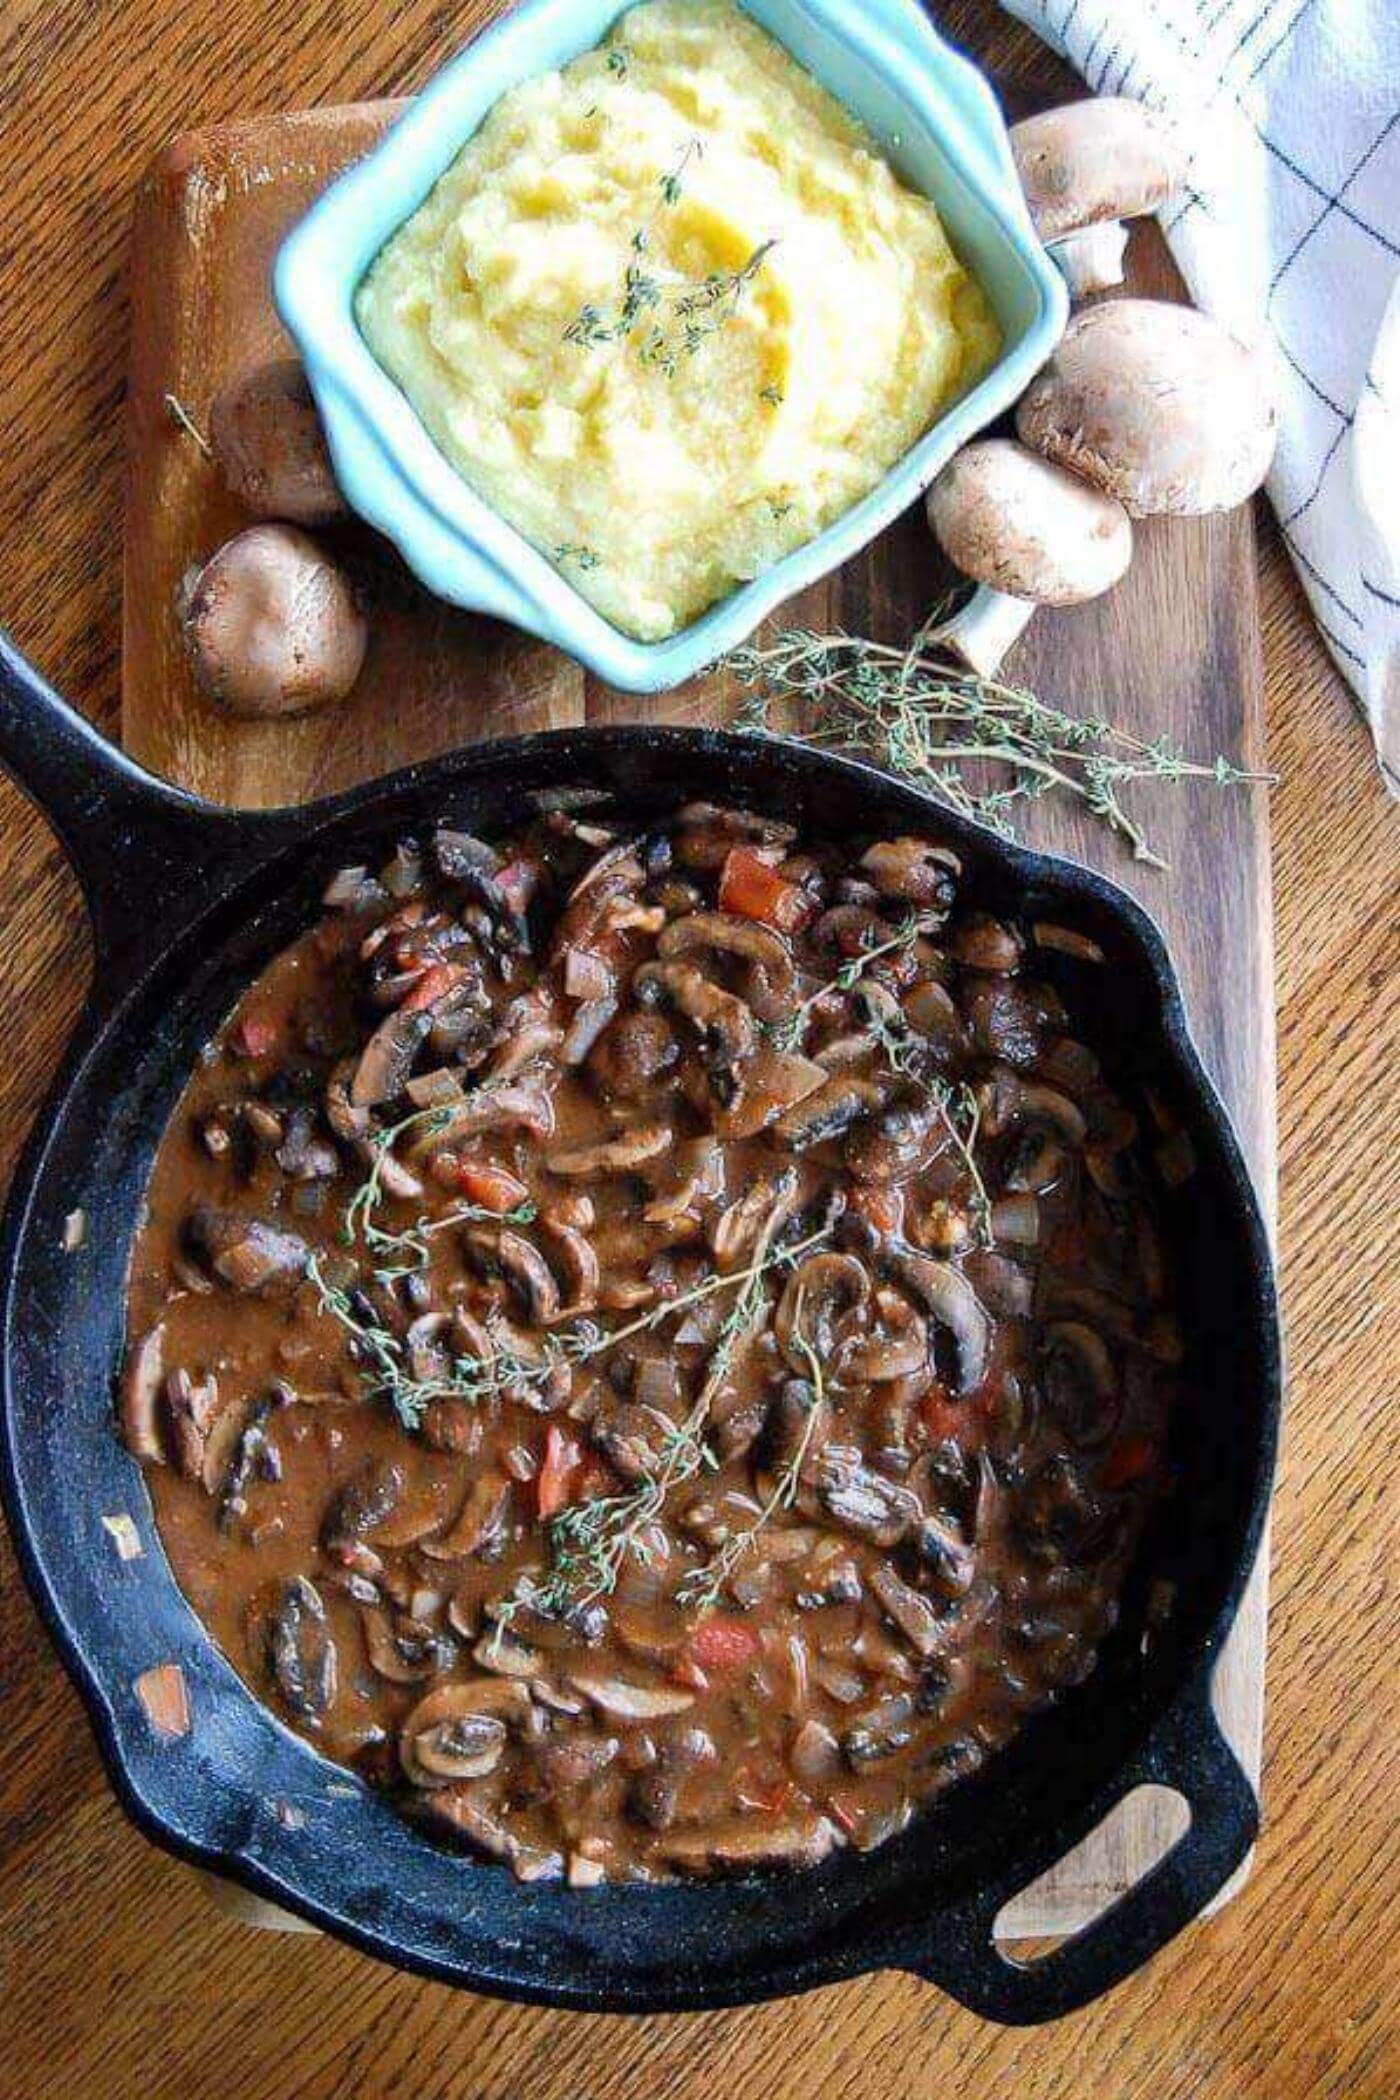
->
<box><xmin>718</xmin><ymin>847</ymin><xmax>811</xmax><ymax>933</ymax></box>
<box><xmin>449</xmin><ymin>1157</ymin><xmax>531</xmax><ymax>1214</ymax></box>
<box><xmin>401</xmin><ymin>961</ymin><xmax>469</xmax><ymax>1013</ymax></box>
<box><xmin>536</xmin><ymin>1424</ymin><xmax>582</xmax><ymax>1519</ymax></box>
<box><xmin>1101</xmin><ymin>1435</ymin><xmax>1157</xmax><ymax>1491</ymax></box>
<box><xmin>231</xmin><ymin>1015</ymin><xmax>277</xmax><ymax>1058</ymax></box>
<box><xmin>685</xmin><ymin>1615</ymin><xmax>761</xmax><ymax>1674</ymax></box>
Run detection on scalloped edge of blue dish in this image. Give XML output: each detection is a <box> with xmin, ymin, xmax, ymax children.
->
<box><xmin>275</xmin><ymin>0</ymin><xmax>1067</xmax><ymax>693</ymax></box>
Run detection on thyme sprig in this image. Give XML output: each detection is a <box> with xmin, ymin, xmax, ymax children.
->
<box><xmin>495</xmin><ymin>1213</ymin><xmax>829</xmax><ymax>1620</ymax></box>
<box><xmin>729</xmin><ymin>616</ymin><xmax>1271</xmax><ymax>869</ymax></box>
<box><xmin>766</xmin><ymin>912</ymin><xmax>943</xmax><ymax>1053</ymax></box>
<box><xmin>562</xmin><ymin>136</ymin><xmax>776</xmax><ymax>377</ymax></box>
<box><xmin>675</xmin><ymin>1287</ymin><xmax>826</xmax><ymax>1611</ymax></box>
<box><xmin>310</xmin><ymin>1205</ymin><xmax>832</xmax><ymax>1438</ymax></box>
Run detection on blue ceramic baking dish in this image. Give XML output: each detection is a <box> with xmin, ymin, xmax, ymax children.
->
<box><xmin>275</xmin><ymin>0</ymin><xmax>1067</xmax><ymax>692</ymax></box>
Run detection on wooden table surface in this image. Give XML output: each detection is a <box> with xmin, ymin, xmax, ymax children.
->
<box><xmin>0</xmin><ymin>3</ymin><xmax>1395</xmax><ymax>2095</ymax></box>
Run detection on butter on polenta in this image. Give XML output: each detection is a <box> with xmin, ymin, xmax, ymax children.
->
<box><xmin>356</xmin><ymin>0</ymin><xmax>1001</xmax><ymax>642</ymax></box>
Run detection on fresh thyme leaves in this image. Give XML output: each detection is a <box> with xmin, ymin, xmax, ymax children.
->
<box><xmin>766</xmin><ymin>912</ymin><xmax>943</xmax><ymax>1053</ymax></box>
<box><xmin>931</xmin><ymin>1079</ymin><xmax>994</xmax><ymax>1252</ymax></box>
<box><xmin>316</xmin><ymin>1188</ymin><xmax>832</xmax><ymax>1446</ymax></box>
<box><xmin>554</xmin><ymin>542</ymin><xmax>601</xmax><ymax>571</ymax></box>
<box><xmin>759</xmin><ymin>382</ymin><xmax>785</xmax><ymax>407</ymax></box>
<box><xmin>676</xmin><ymin>1287</ymin><xmax>825</xmax><ymax>1611</ymax></box>
<box><xmin>496</xmin><ymin>1217</ymin><xmax>830</xmax><ymax>1620</ymax></box>
<box><xmin>562</xmin><ymin>137</ymin><xmax>776</xmax><ymax>376</ymax></box>
<box><xmin>606</xmin><ymin>44</ymin><xmax>629</xmax><ymax>76</ymax></box>
<box><xmin>768</xmin><ymin>498</ymin><xmax>795</xmax><ymax>521</ymax></box>
<box><xmin>728</xmin><ymin>617</ymin><xmax>1272</xmax><ymax>869</ymax></box>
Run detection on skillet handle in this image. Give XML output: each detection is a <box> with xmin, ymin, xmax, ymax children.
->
<box><xmin>0</xmin><ymin>631</ymin><xmax>273</xmax><ymax>996</ymax></box>
<box><xmin>903</xmin><ymin>1688</ymin><xmax>1258</xmax><ymax>2026</ymax></box>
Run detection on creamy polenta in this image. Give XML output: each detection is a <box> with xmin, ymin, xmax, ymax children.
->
<box><xmin>356</xmin><ymin>0</ymin><xmax>1001</xmax><ymax>641</ymax></box>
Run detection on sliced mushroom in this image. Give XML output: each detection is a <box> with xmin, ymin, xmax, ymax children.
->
<box><xmin>815</xmin><ymin>1452</ymin><xmax>921</xmax><ymax>1547</ymax></box>
<box><xmin>120</xmin><ymin>1325</ymin><xmax>166</xmax><ymax>1464</ymax></box>
<box><xmin>267</xmin><ymin>1576</ymin><xmax>336</xmax><ymax>1725</ymax></box>
<box><xmin>859</xmin><ymin>839</ymin><xmax>961</xmax><ymax>913</ymax></box>
<box><xmin>539</xmin><ymin>1219</ymin><xmax>600</xmax><ymax>1313</ymax></box>
<box><xmin>186</xmin><ymin>1208</ymin><xmax>308</xmax><ymax>1293</ymax></box>
<box><xmin>405</xmin><ymin>1077</ymin><xmax>555</xmax><ymax>1154</ymax></box>
<box><xmin>400</xmin><ymin>1679</ymin><xmax>530</xmax><ymax>1787</ymax></box>
<box><xmin>362</xmin><ymin>1606</ymin><xmax>449</xmax><ymax>1685</ymax></box>
<box><xmin>1041</xmin><ymin>1322</ymin><xmax>1121</xmax><ymax>1447</ymax></box>
<box><xmin>633</xmin><ymin>960</ymin><xmax>758</xmax><ymax>1077</ymax></box>
<box><xmin>868</xmin><ymin>1564</ymin><xmax>949</xmax><ymax>1659</ymax></box>
<box><xmin>657</xmin><ymin>1816</ymin><xmax>836</xmax><ymax>1874</ymax></box>
<box><xmin>325</xmin><ymin>1058</ymin><xmax>372</xmax><ymax>1143</ymax></box>
<box><xmin>420</xmin><ymin>1470</ymin><xmax>510</xmax><ymax>1563</ymax></box>
<box><xmin>1012</xmin><ymin>99</ymin><xmax>1187</xmax><ymax>295</ymax></box>
<box><xmin>771</xmin><ymin>1075</ymin><xmax>881</xmax><ymax>1153</ymax></box>
<box><xmin>591</xmin><ymin>1403</ymin><xmax>676</xmax><ymax>1486</ymax></box>
<box><xmin>493</xmin><ymin>1231</ymin><xmax>562</xmax><ymax>1324</ymax></box>
<box><xmin>567</xmin><ymin>1669</ymin><xmax>696</xmax><ymax>1724</ymax></box>
<box><xmin>322</xmin><ymin>1460</ymin><xmax>405</xmax><ymax>1557</ymax></box>
<box><xmin>656</xmin><ymin>911</ymin><xmax>799</xmax><ymax>1022</ymax></box>
<box><xmin>844</xmin><ymin>1692</ymin><xmax>916</xmax><ymax>1768</ymax></box>
<box><xmin>1017</xmin><ymin>299</ymin><xmax>1277</xmax><ymax>517</ymax></box>
<box><xmin>164</xmin><ymin>1368</ymin><xmax>223</xmax><ymax>1481</ymax></box>
<box><xmin>709</xmin><ymin>1165</ymin><xmax>800</xmax><ymax>1265</ymax></box>
<box><xmin>350</xmin><ymin>1005</ymin><xmax>431</xmax><ymax>1108</ymax></box>
<box><xmin>711</xmin><ymin>1045</ymin><xmax>830</xmax><ymax>1141</ymax></box>
<box><xmin>545</xmin><ymin>1123</ymin><xmax>671</xmax><ymax>1177</ymax></box>
<box><xmin>774</xmin><ymin>1253</ymin><xmax>870</xmax><ymax>1373</ymax></box>
<box><xmin>888</xmin><ymin>1251</ymin><xmax>991</xmax><ymax>1394</ymax></box>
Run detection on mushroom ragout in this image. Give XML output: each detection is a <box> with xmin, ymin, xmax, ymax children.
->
<box><xmin>122</xmin><ymin>802</ymin><xmax>1178</xmax><ymax>1884</ymax></box>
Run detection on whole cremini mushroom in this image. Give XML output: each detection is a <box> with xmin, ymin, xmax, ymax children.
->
<box><xmin>926</xmin><ymin>439</ymin><xmax>1133</xmax><ymax>677</ymax></box>
<box><xmin>1011</xmin><ymin>99</ymin><xmax>1188</xmax><ymax>297</ymax></box>
<box><xmin>1016</xmin><ymin>299</ymin><xmax>1277</xmax><ymax>516</ymax></box>
<box><xmin>180</xmin><ymin>523</ymin><xmax>368</xmax><ymax>718</ymax></box>
<box><xmin>209</xmin><ymin>359</ymin><xmax>348</xmax><ymax>526</ymax></box>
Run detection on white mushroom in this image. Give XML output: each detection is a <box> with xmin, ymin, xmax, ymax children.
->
<box><xmin>209</xmin><ymin>358</ymin><xmax>348</xmax><ymax>525</ymax></box>
<box><xmin>179</xmin><ymin>523</ymin><xmax>368</xmax><ymax>717</ymax></box>
<box><xmin>926</xmin><ymin>440</ymin><xmax>1133</xmax><ymax>676</ymax></box>
<box><xmin>1016</xmin><ymin>300</ymin><xmax>1277</xmax><ymax>516</ymax></box>
<box><xmin>1012</xmin><ymin>98</ymin><xmax>1188</xmax><ymax>296</ymax></box>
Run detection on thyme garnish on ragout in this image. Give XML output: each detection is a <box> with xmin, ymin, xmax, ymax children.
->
<box><xmin>729</xmin><ymin>611</ymin><xmax>1273</xmax><ymax>868</ymax></box>
<box><xmin>563</xmin><ymin>136</ymin><xmax>777</xmax><ymax>376</ymax></box>
<box><xmin>675</xmin><ymin>1286</ymin><xmax>827</xmax><ymax>1612</ymax></box>
<box><xmin>491</xmin><ymin>1213</ymin><xmax>831</xmax><ymax>1625</ymax></box>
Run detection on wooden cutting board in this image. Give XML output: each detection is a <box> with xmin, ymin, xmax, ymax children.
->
<box><xmin>122</xmin><ymin>96</ymin><xmax>1274</xmax><ymax>1944</ymax></box>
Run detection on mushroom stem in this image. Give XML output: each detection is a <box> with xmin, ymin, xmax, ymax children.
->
<box><xmin>1048</xmin><ymin>221</ymin><xmax>1129</xmax><ymax>298</ymax></box>
<box><xmin>928</xmin><ymin>584</ymin><xmax>1037</xmax><ymax>680</ymax></box>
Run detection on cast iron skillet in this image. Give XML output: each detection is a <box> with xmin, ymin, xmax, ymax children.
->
<box><xmin>0</xmin><ymin>632</ymin><xmax>1280</xmax><ymax>2025</ymax></box>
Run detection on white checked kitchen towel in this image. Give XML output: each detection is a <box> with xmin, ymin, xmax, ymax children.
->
<box><xmin>999</xmin><ymin>0</ymin><xmax>1400</xmax><ymax>791</ymax></box>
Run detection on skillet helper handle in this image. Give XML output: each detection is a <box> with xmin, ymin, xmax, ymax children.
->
<box><xmin>905</xmin><ymin>1691</ymin><xmax>1258</xmax><ymax>2025</ymax></box>
<box><xmin>0</xmin><ymin>629</ymin><xmax>246</xmax><ymax>989</ymax></box>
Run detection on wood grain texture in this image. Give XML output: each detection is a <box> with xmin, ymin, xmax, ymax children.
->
<box><xmin>121</xmin><ymin>89</ymin><xmax>1270</xmax><ymax>1939</ymax></box>
<box><xmin>0</xmin><ymin>4</ymin><xmax>1395</xmax><ymax>2095</ymax></box>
